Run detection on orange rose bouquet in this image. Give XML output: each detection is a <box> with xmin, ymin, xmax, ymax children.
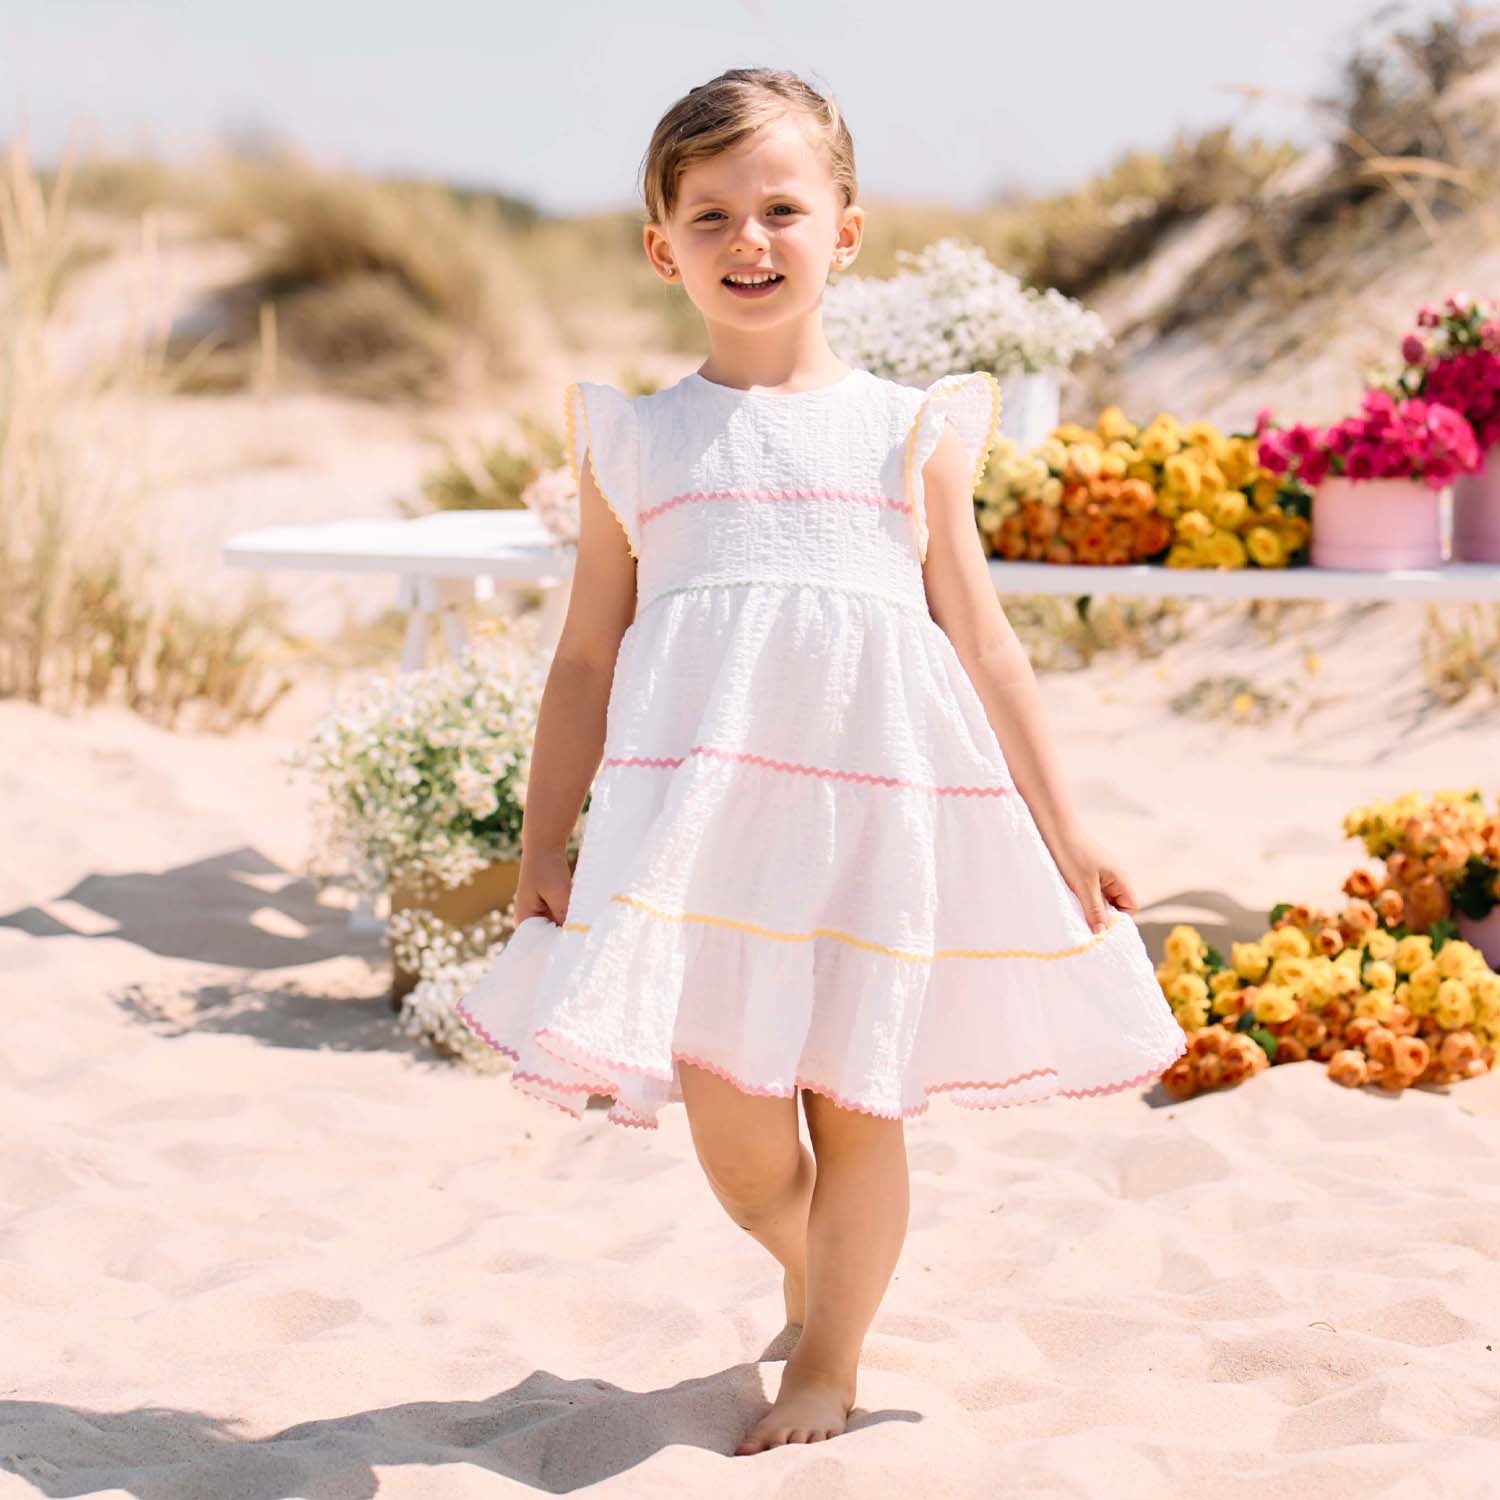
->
<box><xmin>1340</xmin><ymin>787</ymin><xmax>1500</xmax><ymax>936</ymax></box>
<box><xmin>1154</xmin><ymin>900</ymin><xmax>1498</xmax><ymax>1099</ymax></box>
<box><xmin>975</xmin><ymin>407</ymin><xmax>1310</xmax><ymax>568</ymax></box>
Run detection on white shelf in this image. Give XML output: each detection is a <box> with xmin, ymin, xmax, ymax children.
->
<box><xmin>985</xmin><ymin>559</ymin><xmax>1500</xmax><ymax>602</ymax></box>
<box><xmin>224</xmin><ymin>513</ymin><xmax>1500</xmax><ymax>603</ymax></box>
<box><xmin>222</xmin><ymin>510</ymin><xmax>576</xmax><ymax>582</ymax></box>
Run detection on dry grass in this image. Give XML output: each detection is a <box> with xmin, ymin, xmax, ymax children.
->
<box><xmin>164</xmin><ymin>149</ymin><xmax>532</xmax><ymax>402</ymax></box>
<box><xmin>1421</xmin><ymin>602</ymin><xmax>1500</xmax><ymax>703</ymax></box>
<box><xmin>984</xmin><ymin>129</ymin><xmax>1298</xmax><ymax>298</ymax></box>
<box><xmin>408</xmin><ymin>411</ymin><xmax>566</xmax><ymax>516</ymax></box>
<box><xmin>1169</xmin><ymin>673</ymin><xmax>1291</xmax><ymax>725</ymax></box>
<box><xmin>60</xmin><ymin>151</ymin><xmax>200</xmax><ymax>217</ymax></box>
<box><xmin>1156</xmin><ymin>6</ymin><xmax>1500</xmax><ymax>338</ymax></box>
<box><xmin>0</xmin><ymin>139</ymin><xmax>295</xmax><ymax>729</ymax></box>
<box><xmin>1001</xmin><ymin>594</ymin><xmax>1194</xmax><ymax>671</ymax></box>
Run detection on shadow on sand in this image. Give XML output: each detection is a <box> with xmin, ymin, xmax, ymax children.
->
<box><xmin>0</xmin><ymin>844</ymin><xmax>383</xmax><ymax>972</ymax></box>
<box><xmin>0</xmin><ymin>1350</ymin><xmax>920</xmax><ymax>1496</ymax></box>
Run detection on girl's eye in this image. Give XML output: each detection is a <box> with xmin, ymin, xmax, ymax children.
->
<box><xmin>697</xmin><ymin>206</ymin><xmax>798</xmax><ymax>222</ymax></box>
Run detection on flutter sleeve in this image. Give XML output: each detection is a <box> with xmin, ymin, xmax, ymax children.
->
<box><xmin>902</xmin><ymin>371</ymin><xmax>1003</xmax><ymax>563</ymax></box>
<box><xmin>563</xmin><ymin>380</ymin><xmax>641</xmax><ymax>560</ymax></box>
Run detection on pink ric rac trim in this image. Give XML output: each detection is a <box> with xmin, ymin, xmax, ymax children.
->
<box><xmin>600</xmin><ymin>743</ymin><xmax>1013</xmax><ymax>799</ymax></box>
<box><xmin>454</xmin><ymin>999</ymin><xmax>1185</xmax><ymax>1132</ymax></box>
<box><xmin>639</xmin><ymin>487</ymin><xmax>909</xmax><ymax>527</ymax></box>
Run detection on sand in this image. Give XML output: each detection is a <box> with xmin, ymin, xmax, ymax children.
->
<box><xmin>4</xmin><ymin>597</ymin><xmax>1500</xmax><ymax>1497</ymax></box>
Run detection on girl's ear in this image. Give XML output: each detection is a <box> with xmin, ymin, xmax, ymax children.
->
<box><xmin>833</xmin><ymin>205</ymin><xmax>865</xmax><ymax>268</ymax></box>
<box><xmin>642</xmin><ymin>224</ymin><xmax>677</xmax><ymax>282</ymax></box>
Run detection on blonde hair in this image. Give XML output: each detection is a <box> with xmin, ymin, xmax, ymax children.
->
<box><xmin>639</xmin><ymin>68</ymin><xmax>857</xmax><ymax>225</ymax></box>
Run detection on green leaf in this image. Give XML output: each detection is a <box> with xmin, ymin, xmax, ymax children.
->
<box><xmin>1452</xmin><ymin>856</ymin><xmax>1500</xmax><ymax>922</ymax></box>
<box><xmin>1247</xmin><ymin>1026</ymin><xmax>1279</xmax><ymax>1062</ymax></box>
<box><xmin>1268</xmin><ymin>902</ymin><xmax>1292</xmax><ymax>925</ymax></box>
<box><xmin>1428</xmin><ymin>919</ymin><xmax>1459</xmax><ymax>953</ymax></box>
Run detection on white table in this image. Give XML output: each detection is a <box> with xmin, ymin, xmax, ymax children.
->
<box><xmin>224</xmin><ymin>510</ymin><xmax>1500</xmax><ymax>674</ymax></box>
<box><xmin>223</xmin><ymin>510</ymin><xmax>577</xmax><ymax>670</ymax></box>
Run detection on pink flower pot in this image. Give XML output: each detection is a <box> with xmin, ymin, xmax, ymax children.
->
<box><xmin>1310</xmin><ymin>475</ymin><xmax>1444</xmax><ymax>570</ymax></box>
<box><xmin>1453</xmin><ymin>452</ymin><xmax>1500</xmax><ymax>562</ymax></box>
<box><xmin>1458</xmin><ymin>908</ymin><xmax>1500</xmax><ymax>969</ymax></box>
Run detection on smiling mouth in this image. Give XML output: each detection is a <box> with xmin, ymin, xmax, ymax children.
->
<box><xmin>722</xmin><ymin>273</ymin><xmax>784</xmax><ymax>287</ymax></box>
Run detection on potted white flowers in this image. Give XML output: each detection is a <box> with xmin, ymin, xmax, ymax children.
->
<box><xmin>292</xmin><ymin>615</ymin><xmax>579</xmax><ymax>1003</ymax></box>
<box><xmin>822</xmin><ymin>237</ymin><xmax>1112</xmax><ymax>451</ymax></box>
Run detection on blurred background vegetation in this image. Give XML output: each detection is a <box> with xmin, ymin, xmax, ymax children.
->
<box><xmin>4</xmin><ymin>3</ymin><xmax>1499</xmax><ymax>726</ymax></box>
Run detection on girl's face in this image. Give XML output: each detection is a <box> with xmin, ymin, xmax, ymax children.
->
<box><xmin>645</xmin><ymin>115</ymin><xmax>863</xmax><ymax>333</ymax></box>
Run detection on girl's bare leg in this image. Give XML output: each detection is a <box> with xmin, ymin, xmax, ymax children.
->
<box><xmin>735</xmin><ymin>1089</ymin><xmax>909</xmax><ymax>1454</ymax></box>
<box><xmin>678</xmin><ymin>1060</ymin><xmax>817</xmax><ymax>1329</ymax></box>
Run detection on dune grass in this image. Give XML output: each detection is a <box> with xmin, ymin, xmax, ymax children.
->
<box><xmin>0</xmin><ymin>139</ymin><xmax>295</xmax><ymax>728</ymax></box>
<box><xmin>162</xmin><ymin>149</ymin><xmax>532</xmax><ymax>401</ymax></box>
<box><xmin>1422</xmin><ymin>603</ymin><xmax>1500</xmax><ymax>704</ymax></box>
<box><xmin>410</xmin><ymin>410</ymin><xmax>566</xmax><ymax>515</ymax></box>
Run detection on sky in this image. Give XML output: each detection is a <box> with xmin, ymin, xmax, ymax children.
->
<box><xmin>0</xmin><ymin>0</ymin><xmax>1461</xmax><ymax>216</ymax></box>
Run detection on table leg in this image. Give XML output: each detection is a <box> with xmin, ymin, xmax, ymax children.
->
<box><xmin>534</xmin><ymin>576</ymin><xmax>572</xmax><ymax>655</ymax></box>
<box><xmin>349</xmin><ymin>891</ymin><xmax>384</xmax><ymax>935</ymax></box>
<box><xmin>397</xmin><ymin>576</ymin><xmax>429</xmax><ymax>673</ymax></box>
<box><xmin>437</xmin><ymin>578</ymin><xmax>472</xmax><ymax>661</ymax></box>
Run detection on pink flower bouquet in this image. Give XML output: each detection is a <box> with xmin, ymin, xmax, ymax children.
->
<box><xmin>1392</xmin><ymin>293</ymin><xmax>1500</xmax><ymax>459</ymax></box>
<box><xmin>1256</xmin><ymin>390</ymin><xmax>1480</xmax><ymax>491</ymax></box>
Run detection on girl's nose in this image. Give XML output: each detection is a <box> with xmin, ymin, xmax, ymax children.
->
<box><xmin>730</xmin><ymin>217</ymin><xmax>770</xmax><ymax>253</ymax></box>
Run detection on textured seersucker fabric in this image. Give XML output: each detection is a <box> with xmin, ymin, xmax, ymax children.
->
<box><xmin>456</xmin><ymin>366</ymin><xmax>1187</xmax><ymax>1128</ymax></box>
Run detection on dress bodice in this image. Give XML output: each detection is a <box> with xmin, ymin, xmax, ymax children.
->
<box><xmin>563</xmin><ymin>366</ymin><xmax>1003</xmax><ymax>620</ymax></box>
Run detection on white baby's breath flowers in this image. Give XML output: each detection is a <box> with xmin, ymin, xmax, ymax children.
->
<box><xmin>824</xmin><ymin>237</ymin><xmax>1111</xmax><ymax>387</ymax></box>
<box><xmin>389</xmin><ymin>905</ymin><xmax>515</xmax><ymax>1068</ymax></box>
<box><xmin>400</xmin><ymin>953</ymin><xmax>510</xmax><ymax>1072</ymax></box>
<box><xmin>290</xmin><ymin>616</ymin><xmax>572</xmax><ymax>901</ymax></box>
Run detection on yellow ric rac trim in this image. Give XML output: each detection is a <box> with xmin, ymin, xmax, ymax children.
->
<box><xmin>563</xmin><ymin>380</ymin><xmax>639</xmax><ymax>561</ymax></box>
<box><xmin>904</xmin><ymin>371</ymin><xmax>1004</xmax><ymax>565</ymax></box>
<box><xmin>559</xmin><ymin>890</ymin><xmax>1116</xmax><ymax>962</ymax></box>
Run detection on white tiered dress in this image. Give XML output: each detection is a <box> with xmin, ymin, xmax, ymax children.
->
<box><xmin>455</xmin><ymin>366</ymin><xmax>1187</xmax><ymax>1128</ymax></box>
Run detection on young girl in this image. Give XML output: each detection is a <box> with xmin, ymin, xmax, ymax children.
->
<box><xmin>457</xmin><ymin>67</ymin><xmax>1187</xmax><ymax>1455</ymax></box>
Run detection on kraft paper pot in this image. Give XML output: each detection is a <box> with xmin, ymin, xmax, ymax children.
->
<box><xmin>388</xmin><ymin>859</ymin><xmax>522</xmax><ymax>1007</ymax></box>
<box><xmin>1453</xmin><ymin>455</ymin><xmax>1500</xmax><ymax>562</ymax></box>
<box><xmin>1310</xmin><ymin>475</ymin><xmax>1444</xmax><ymax>570</ymax></box>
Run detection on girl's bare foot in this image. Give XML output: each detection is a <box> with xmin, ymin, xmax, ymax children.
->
<box><xmin>734</xmin><ymin>1359</ymin><xmax>855</xmax><ymax>1454</ymax></box>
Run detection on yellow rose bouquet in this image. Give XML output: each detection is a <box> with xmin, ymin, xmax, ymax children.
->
<box><xmin>1339</xmin><ymin>787</ymin><xmax>1500</xmax><ymax>938</ymax></box>
<box><xmin>975</xmin><ymin>408</ymin><xmax>1312</xmax><ymax>569</ymax></box>
<box><xmin>1153</xmin><ymin>900</ymin><xmax>1498</xmax><ymax>1099</ymax></box>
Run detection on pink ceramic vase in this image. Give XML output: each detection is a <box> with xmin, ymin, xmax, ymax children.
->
<box><xmin>1310</xmin><ymin>475</ymin><xmax>1444</xmax><ymax>570</ymax></box>
<box><xmin>1452</xmin><ymin>451</ymin><xmax>1500</xmax><ymax>562</ymax></box>
<box><xmin>1457</xmin><ymin>908</ymin><xmax>1500</xmax><ymax>969</ymax></box>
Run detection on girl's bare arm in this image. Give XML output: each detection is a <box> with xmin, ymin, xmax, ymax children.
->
<box><xmin>516</xmin><ymin>455</ymin><xmax>638</xmax><ymax>861</ymax></box>
<box><xmin>917</xmin><ymin>421</ymin><xmax>1137</xmax><ymax>931</ymax></box>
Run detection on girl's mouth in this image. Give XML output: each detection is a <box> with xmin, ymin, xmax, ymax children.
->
<box><xmin>722</xmin><ymin>273</ymin><xmax>784</xmax><ymax>298</ymax></box>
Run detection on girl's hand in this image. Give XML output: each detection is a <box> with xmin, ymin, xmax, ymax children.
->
<box><xmin>511</xmin><ymin>846</ymin><xmax>575</xmax><ymax>928</ymax></box>
<box><xmin>1047</xmin><ymin>827</ymin><xmax>1139</xmax><ymax>935</ymax></box>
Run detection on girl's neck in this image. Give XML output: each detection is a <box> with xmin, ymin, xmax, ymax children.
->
<box><xmin>697</xmin><ymin>330</ymin><xmax>848</xmax><ymax>396</ymax></box>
